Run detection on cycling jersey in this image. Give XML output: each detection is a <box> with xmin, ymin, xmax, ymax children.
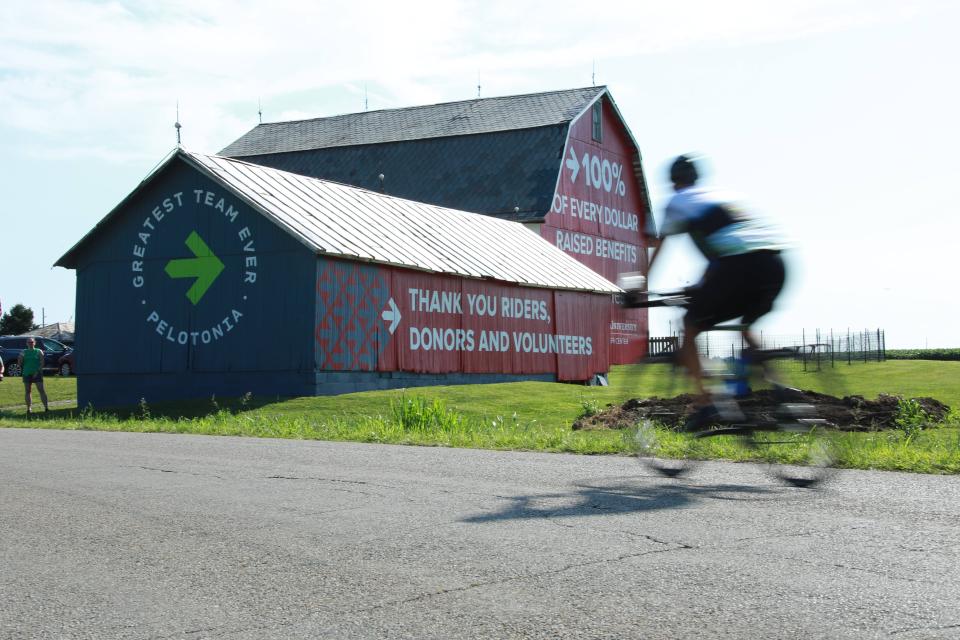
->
<box><xmin>661</xmin><ymin>187</ymin><xmax>783</xmax><ymax>260</ymax></box>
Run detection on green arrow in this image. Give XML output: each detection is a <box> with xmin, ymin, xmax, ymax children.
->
<box><xmin>164</xmin><ymin>231</ymin><xmax>225</xmax><ymax>305</ymax></box>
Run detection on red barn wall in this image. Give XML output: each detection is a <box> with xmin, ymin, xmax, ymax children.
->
<box><xmin>315</xmin><ymin>258</ymin><xmax>610</xmax><ymax>382</ymax></box>
<box><xmin>541</xmin><ymin>98</ymin><xmax>651</xmax><ymax>364</ymax></box>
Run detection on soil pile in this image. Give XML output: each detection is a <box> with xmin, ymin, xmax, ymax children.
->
<box><xmin>573</xmin><ymin>389</ymin><xmax>950</xmax><ymax>432</ymax></box>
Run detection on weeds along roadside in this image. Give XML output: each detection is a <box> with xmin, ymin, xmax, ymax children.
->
<box><xmin>1</xmin><ymin>392</ymin><xmax>958</xmax><ymax>474</ymax></box>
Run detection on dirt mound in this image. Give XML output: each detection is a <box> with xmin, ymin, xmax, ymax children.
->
<box><xmin>573</xmin><ymin>389</ymin><xmax>950</xmax><ymax>432</ymax></box>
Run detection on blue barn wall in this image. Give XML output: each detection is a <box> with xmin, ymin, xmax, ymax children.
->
<box><xmin>72</xmin><ymin>158</ymin><xmax>317</xmax><ymax>407</ymax></box>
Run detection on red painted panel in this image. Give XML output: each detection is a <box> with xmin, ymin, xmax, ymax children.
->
<box><xmin>391</xmin><ymin>271</ymin><xmax>465</xmax><ymax>373</ymax></box>
<box><xmin>553</xmin><ymin>290</ymin><xmax>610</xmax><ymax>381</ymax></box>
<box><xmin>314</xmin><ymin>258</ymin><xmax>610</xmax><ymax>380</ymax></box>
<box><xmin>460</xmin><ymin>280</ymin><xmax>558</xmax><ymax>374</ymax></box>
<box><xmin>541</xmin><ymin>97</ymin><xmax>653</xmax><ymax>365</ymax></box>
<box><xmin>609</xmin><ymin>306</ymin><xmax>648</xmax><ymax>364</ymax></box>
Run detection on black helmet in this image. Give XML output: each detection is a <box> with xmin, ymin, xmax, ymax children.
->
<box><xmin>669</xmin><ymin>155</ymin><xmax>698</xmax><ymax>185</ymax></box>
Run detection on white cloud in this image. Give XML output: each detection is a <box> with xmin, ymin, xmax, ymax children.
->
<box><xmin>0</xmin><ymin>0</ymin><xmax>941</xmax><ymax>162</ymax></box>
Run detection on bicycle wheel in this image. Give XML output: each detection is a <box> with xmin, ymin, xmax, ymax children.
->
<box><xmin>746</xmin><ymin>422</ymin><xmax>838</xmax><ymax>488</ymax></box>
<box><xmin>629</xmin><ymin>419</ymin><xmax>696</xmax><ymax>478</ymax></box>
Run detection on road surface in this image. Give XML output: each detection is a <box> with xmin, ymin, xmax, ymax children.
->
<box><xmin>1</xmin><ymin>428</ymin><xmax>957</xmax><ymax>639</ymax></box>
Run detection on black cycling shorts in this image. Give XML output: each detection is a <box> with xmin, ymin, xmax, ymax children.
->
<box><xmin>685</xmin><ymin>250</ymin><xmax>785</xmax><ymax>331</ymax></box>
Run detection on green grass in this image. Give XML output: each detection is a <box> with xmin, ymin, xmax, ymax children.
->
<box><xmin>0</xmin><ymin>376</ymin><xmax>78</xmax><ymax>408</ymax></box>
<box><xmin>1</xmin><ymin>361</ymin><xmax>958</xmax><ymax>474</ymax></box>
<box><xmin>629</xmin><ymin>421</ymin><xmax>960</xmax><ymax>475</ymax></box>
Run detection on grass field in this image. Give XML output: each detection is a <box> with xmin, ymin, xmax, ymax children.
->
<box><xmin>0</xmin><ymin>376</ymin><xmax>79</xmax><ymax>409</ymax></box>
<box><xmin>1</xmin><ymin>361</ymin><xmax>958</xmax><ymax>473</ymax></box>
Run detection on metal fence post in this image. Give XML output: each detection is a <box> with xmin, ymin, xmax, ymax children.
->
<box><xmin>830</xmin><ymin>328</ymin><xmax>835</xmax><ymax>367</ymax></box>
<box><xmin>802</xmin><ymin>328</ymin><xmax>807</xmax><ymax>372</ymax></box>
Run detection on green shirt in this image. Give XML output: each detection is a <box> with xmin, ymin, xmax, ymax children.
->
<box><xmin>21</xmin><ymin>347</ymin><xmax>42</xmax><ymax>376</ymax></box>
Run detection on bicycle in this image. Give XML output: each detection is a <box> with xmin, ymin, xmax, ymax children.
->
<box><xmin>619</xmin><ymin>288</ymin><xmax>838</xmax><ymax>488</ymax></box>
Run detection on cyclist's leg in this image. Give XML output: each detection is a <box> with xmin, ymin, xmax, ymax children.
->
<box><xmin>679</xmin><ymin>319</ymin><xmax>707</xmax><ymax>400</ymax></box>
<box><xmin>683</xmin><ymin>259</ymin><xmax>738</xmax><ymax>402</ymax></box>
<box><xmin>740</xmin><ymin>251</ymin><xmax>787</xmax><ymax>385</ymax></box>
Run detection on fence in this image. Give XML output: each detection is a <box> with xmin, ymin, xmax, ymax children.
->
<box><xmin>648</xmin><ymin>328</ymin><xmax>886</xmax><ymax>372</ymax></box>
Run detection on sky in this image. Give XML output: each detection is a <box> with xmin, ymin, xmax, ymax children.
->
<box><xmin>1</xmin><ymin>0</ymin><xmax>957</xmax><ymax>349</ymax></box>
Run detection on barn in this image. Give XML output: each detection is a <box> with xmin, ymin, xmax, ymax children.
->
<box><xmin>55</xmin><ymin>149</ymin><xmax>621</xmax><ymax>408</ymax></box>
<box><xmin>220</xmin><ymin>86</ymin><xmax>654</xmax><ymax>363</ymax></box>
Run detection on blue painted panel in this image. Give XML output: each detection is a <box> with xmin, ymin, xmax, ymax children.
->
<box><xmin>73</xmin><ymin>158</ymin><xmax>316</xmax><ymax>407</ymax></box>
<box><xmin>81</xmin><ymin>371</ymin><xmax>315</xmax><ymax>408</ymax></box>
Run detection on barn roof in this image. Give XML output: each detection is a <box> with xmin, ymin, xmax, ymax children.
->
<box><xmin>217</xmin><ymin>87</ymin><xmax>612</xmax><ymax>221</ymax></box>
<box><xmin>56</xmin><ymin>149</ymin><xmax>621</xmax><ymax>295</ymax></box>
<box><xmin>220</xmin><ymin>86</ymin><xmax>605</xmax><ymax>156</ymax></box>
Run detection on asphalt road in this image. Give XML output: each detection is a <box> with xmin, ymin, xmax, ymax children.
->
<box><xmin>1</xmin><ymin>429</ymin><xmax>958</xmax><ymax>640</ymax></box>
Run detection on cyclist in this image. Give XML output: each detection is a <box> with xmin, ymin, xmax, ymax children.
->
<box><xmin>646</xmin><ymin>155</ymin><xmax>787</xmax><ymax>427</ymax></box>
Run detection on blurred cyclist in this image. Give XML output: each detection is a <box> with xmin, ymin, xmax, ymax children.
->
<box><xmin>646</xmin><ymin>155</ymin><xmax>786</xmax><ymax>427</ymax></box>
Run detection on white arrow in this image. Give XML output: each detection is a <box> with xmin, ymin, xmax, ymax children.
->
<box><xmin>381</xmin><ymin>297</ymin><xmax>401</xmax><ymax>335</ymax></box>
<box><xmin>565</xmin><ymin>147</ymin><xmax>580</xmax><ymax>183</ymax></box>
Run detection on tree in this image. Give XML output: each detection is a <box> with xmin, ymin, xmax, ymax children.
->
<box><xmin>0</xmin><ymin>304</ymin><xmax>37</xmax><ymax>335</ymax></box>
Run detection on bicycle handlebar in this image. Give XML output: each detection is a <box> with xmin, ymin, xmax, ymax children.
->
<box><xmin>618</xmin><ymin>290</ymin><xmax>690</xmax><ymax>309</ymax></box>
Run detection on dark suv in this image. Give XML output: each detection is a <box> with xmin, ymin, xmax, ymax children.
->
<box><xmin>0</xmin><ymin>336</ymin><xmax>72</xmax><ymax>376</ymax></box>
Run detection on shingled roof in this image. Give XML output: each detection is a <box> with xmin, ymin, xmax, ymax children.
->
<box><xmin>218</xmin><ymin>87</ymin><xmax>610</xmax><ymax>221</ymax></box>
<box><xmin>220</xmin><ymin>87</ymin><xmax>605</xmax><ymax>157</ymax></box>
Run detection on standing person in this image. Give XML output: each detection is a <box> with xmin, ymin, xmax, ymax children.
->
<box><xmin>646</xmin><ymin>155</ymin><xmax>787</xmax><ymax>427</ymax></box>
<box><xmin>18</xmin><ymin>337</ymin><xmax>49</xmax><ymax>415</ymax></box>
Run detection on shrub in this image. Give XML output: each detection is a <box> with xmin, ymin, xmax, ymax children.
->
<box><xmin>886</xmin><ymin>349</ymin><xmax>960</xmax><ymax>361</ymax></box>
<box><xmin>894</xmin><ymin>398</ymin><xmax>929</xmax><ymax>441</ymax></box>
<box><xmin>578</xmin><ymin>396</ymin><xmax>602</xmax><ymax>418</ymax></box>
<box><xmin>390</xmin><ymin>396</ymin><xmax>463</xmax><ymax>433</ymax></box>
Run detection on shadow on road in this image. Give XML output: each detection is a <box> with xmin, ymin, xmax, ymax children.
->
<box><xmin>461</xmin><ymin>476</ymin><xmax>777</xmax><ymax>524</ymax></box>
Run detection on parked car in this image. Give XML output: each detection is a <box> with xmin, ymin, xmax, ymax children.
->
<box><xmin>0</xmin><ymin>335</ymin><xmax>72</xmax><ymax>376</ymax></box>
<box><xmin>57</xmin><ymin>349</ymin><xmax>76</xmax><ymax>376</ymax></box>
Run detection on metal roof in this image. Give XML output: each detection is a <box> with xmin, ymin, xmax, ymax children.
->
<box><xmin>56</xmin><ymin>149</ymin><xmax>621</xmax><ymax>295</ymax></box>
<box><xmin>220</xmin><ymin>86</ymin><xmax>605</xmax><ymax>157</ymax></box>
<box><xmin>184</xmin><ymin>151</ymin><xmax>619</xmax><ymax>294</ymax></box>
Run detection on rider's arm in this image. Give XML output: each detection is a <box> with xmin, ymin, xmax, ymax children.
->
<box><xmin>646</xmin><ymin>199</ymin><xmax>686</xmax><ymax>281</ymax></box>
<box><xmin>646</xmin><ymin>236</ymin><xmax>665</xmax><ymax>282</ymax></box>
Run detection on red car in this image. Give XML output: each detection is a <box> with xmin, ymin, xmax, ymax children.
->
<box><xmin>58</xmin><ymin>349</ymin><xmax>76</xmax><ymax>376</ymax></box>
